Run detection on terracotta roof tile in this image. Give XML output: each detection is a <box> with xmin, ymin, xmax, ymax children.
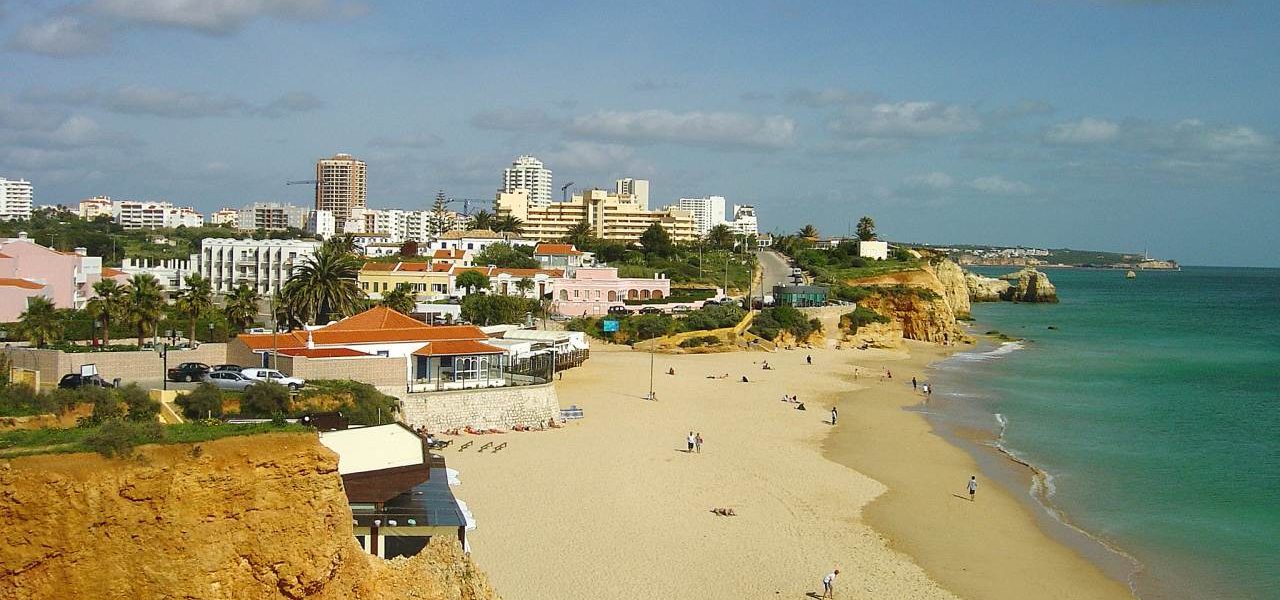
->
<box><xmin>100</xmin><ymin>267</ymin><xmax>126</xmax><ymax>277</ymax></box>
<box><xmin>0</xmin><ymin>278</ymin><xmax>45</xmax><ymax>290</ymax></box>
<box><xmin>534</xmin><ymin>243</ymin><xmax>582</xmax><ymax>256</ymax></box>
<box><xmin>396</xmin><ymin>262</ymin><xmax>430</xmax><ymax>272</ymax></box>
<box><xmin>276</xmin><ymin>347</ymin><xmax>370</xmax><ymax>358</ymax></box>
<box><xmin>361</xmin><ymin>262</ymin><xmax>398</xmax><ymax>272</ymax></box>
<box><xmin>412</xmin><ymin>340</ymin><xmax>506</xmax><ymax>356</ymax></box>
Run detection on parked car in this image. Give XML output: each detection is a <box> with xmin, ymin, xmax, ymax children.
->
<box><xmin>638</xmin><ymin>306</ymin><xmax>664</xmax><ymax>315</ymax></box>
<box><xmin>671</xmin><ymin>305</ymin><xmax>692</xmax><ymax>314</ymax></box>
<box><xmin>240</xmin><ymin>368</ymin><xmax>305</xmax><ymax>390</ymax></box>
<box><xmin>203</xmin><ymin>370</ymin><xmax>258</xmax><ymax>391</ymax></box>
<box><xmin>702</xmin><ymin>299</ymin><xmax>720</xmax><ymax>306</ymax></box>
<box><xmin>167</xmin><ymin>362</ymin><xmax>211</xmax><ymax>382</ymax></box>
<box><xmin>607</xmin><ymin>305</ymin><xmax>631</xmax><ymax>315</ymax></box>
<box><xmin>210</xmin><ymin>364</ymin><xmax>243</xmax><ymax>373</ymax></box>
<box><xmin>58</xmin><ymin>373</ymin><xmax>114</xmax><ymax>389</ymax></box>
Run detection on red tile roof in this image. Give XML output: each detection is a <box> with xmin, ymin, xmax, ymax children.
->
<box><xmin>276</xmin><ymin>347</ymin><xmax>369</xmax><ymax>358</ymax></box>
<box><xmin>101</xmin><ymin>267</ymin><xmax>126</xmax><ymax>277</ymax></box>
<box><xmin>432</xmin><ymin>249</ymin><xmax>466</xmax><ymax>259</ymax></box>
<box><xmin>397</xmin><ymin>262</ymin><xmax>430</xmax><ymax>272</ymax></box>
<box><xmin>534</xmin><ymin>243</ymin><xmax>582</xmax><ymax>256</ymax></box>
<box><xmin>431</xmin><ymin>263</ymin><xmax>453</xmax><ymax>272</ymax></box>
<box><xmin>235</xmin><ymin>307</ymin><xmax>490</xmax><ymax>350</ymax></box>
<box><xmin>412</xmin><ymin>340</ymin><xmax>506</xmax><ymax>356</ymax></box>
<box><xmin>361</xmin><ymin>262</ymin><xmax>398</xmax><ymax>271</ymax></box>
<box><xmin>0</xmin><ymin>278</ymin><xmax>44</xmax><ymax>290</ymax></box>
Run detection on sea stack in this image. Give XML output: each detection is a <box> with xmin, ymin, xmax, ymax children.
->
<box><xmin>1000</xmin><ymin>267</ymin><xmax>1059</xmax><ymax>303</ymax></box>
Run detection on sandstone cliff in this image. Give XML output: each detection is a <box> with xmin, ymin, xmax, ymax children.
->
<box><xmin>965</xmin><ymin>271</ymin><xmax>1011</xmax><ymax>302</ymax></box>
<box><xmin>1000</xmin><ymin>267</ymin><xmax>1059</xmax><ymax>303</ymax></box>
<box><xmin>845</xmin><ymin>267</ymin><xmax>967</xmax><ymax>344</ymax></box>
<box><xmin>930</xmin><ymin>259</ymin><xmax>972</xmax><ymax>318</ymax></box>
<box><xmin>0</xmin><ymin>433</ymin><xmax>500</xmax><ymax>600</ymax></box>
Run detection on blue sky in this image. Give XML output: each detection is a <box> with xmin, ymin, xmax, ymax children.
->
<box><xmin>1</xmin><ymin>0</ymin><xmax>1277</xmax><ymax>266</ymax></box>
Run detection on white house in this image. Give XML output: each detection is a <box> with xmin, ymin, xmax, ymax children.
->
<box><xmin>857</xmin><ymin>240</ymin><xmax>889</xmax><ymax>260</ymax></box>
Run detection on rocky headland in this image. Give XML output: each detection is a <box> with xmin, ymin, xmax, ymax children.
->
<box><xmin>0</xmin><ymin>433</ymin><xmax>500</xmax><ymax>600</ymax></box>
<box><xmin>999</xmin><ymin>267</ymin><xmax>1059</xmax><ymax>303</ymax></box>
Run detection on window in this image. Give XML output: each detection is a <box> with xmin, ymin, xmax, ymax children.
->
<box><xmin>376</xmin><ymin>350</ymin><xmax>389</xmax><ymax>357</ymax></box>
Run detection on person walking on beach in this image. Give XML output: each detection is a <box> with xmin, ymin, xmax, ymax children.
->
<box><xmin>830</xmin><ymin>406</ymin><xmax>838</xmax><ymax>425</ymax></box>
<box><xmin>806</xmin><ymin>354</ymin><xmax>812</xmax><ymax>365</ymax></box>
<box><xmin>912</xmin><ymin>376</ymin><xmax>917</xmax><ymax>390</ymax></box>
<box><xmin>695</xmin><ymin>432</ymin><xmax>703</xmax><ymax>453</ymax></box>
<box><xmin>967</xmin><ymin>475</ymin><xmax>978</xmax><ymax>501</ymax></box>
<box><xmin>821</xmin><ymin>569</ymin><xmax>839</xmax><ymax>599</ymax></box>
<box><xmin>687</xmin><ymin>431</ymin><xmax>696</xmax><ymax>453</ymax></box>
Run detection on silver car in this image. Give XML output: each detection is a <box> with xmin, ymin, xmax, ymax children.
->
<box><xmin>203</xmin><ymin>370</ymin><xmax>258</xmax><ymax>391</ymax></box>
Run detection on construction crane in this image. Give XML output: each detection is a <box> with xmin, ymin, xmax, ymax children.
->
<box><xmin>561</xmin><ymin>182</ymin><xmax>574</xmax><ymax>202</ymax></box>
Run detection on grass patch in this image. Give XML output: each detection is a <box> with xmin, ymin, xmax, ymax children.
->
<box><xmin>0</xmin><ymin>420</ymin><xmax>311</xmax><ymax>458</ymax></box>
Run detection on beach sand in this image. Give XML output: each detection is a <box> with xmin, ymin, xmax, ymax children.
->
<box><xmin>444</xmin><ymin>342</ymin><xmax>1133</xmax><ymax>599</ymax></box>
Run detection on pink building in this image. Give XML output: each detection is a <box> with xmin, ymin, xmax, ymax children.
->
<box><xmin>0</xmin><ymin>233</ymin><xmax>128</xmax><ymax>321</ymax></box>
<box><xmin>550</xmin><ymin>267</ymin><xmax>670</xmax><ymax>316</ymax></box>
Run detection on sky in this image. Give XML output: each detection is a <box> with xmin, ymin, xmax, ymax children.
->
<box><xmin>1</xmin><ymin>0</ymin><xmax>1277</xmax><ymax>266</ymax></box>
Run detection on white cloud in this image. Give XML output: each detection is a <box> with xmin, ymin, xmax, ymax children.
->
<box><xmin>905</xmin><ymin>171</ymin><xmax>955</xmax><ymax>190</ymax></box>
<box><xmin>968</xmin><ymin>175</ymin><xmax>1033</xmax><ymax>195</ymax></box>
<box><xmin>8</xmin><ymin>15</ymin><xmax>108</xmax><ymax>57</ymax></box>
<box><xmin>27</xmin><ymin>85</ymin><xmax>322</xmax><ymax>118</ymax></box>
<box><xmin>88</xmin><ymin>0</ymin><xmax>345</xmax><ymax>35</ymax></box>
<box><xmin>1045</xmin><ymin>117</ymin><xmax>1120</xmax><ymax>144</ymax></box>
<box><xmin>830</xmin><ymin>101</ymin><xmax>981</xmax><ymax>137</ymax></box>
<box><xmin>469</xmin><ymin>108</ymin><xmax>562</xmax><ymax>132</ymax></box>
<box><xmin>543</xmin><ymin>141</ymin><xmax>646</xmax><ymax>172</ymax></box>
<box><xmin>568</xmin><ymin>109</ymin><xmax>796</xmax><ymax>149</ymax></box>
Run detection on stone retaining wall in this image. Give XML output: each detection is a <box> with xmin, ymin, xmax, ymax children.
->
<box><xmin>4</xmin><ymin>344</ymin><xmax>229</xmax><ymax>388</ymax></box>
<box><xmin>395</xmin><ymin>383</ymin><xmax>559</xmax><ymax>431</ymax></box>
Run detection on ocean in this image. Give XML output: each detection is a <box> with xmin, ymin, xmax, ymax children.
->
<box><xmin>926</xmin><ymin>267</ymin><xmax>1280</xmax><ymax>600</ymax></box>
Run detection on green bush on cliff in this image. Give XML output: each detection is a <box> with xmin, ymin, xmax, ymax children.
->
<box><xmin>750</xmin><ymin>306</ymin><xmax>821</xmax><ymax>341</ymax></box>
<box><xmin>83</xmin><ymin>419</ymin><xmax>166</xmax><ymax>458</ymax></box>
<box><xmin>840</xmin><ymin>307</ymin><xmax>890</xmax><ymax>333</ymax></box>
<box><xmin>177</xmin><ymin>383</ymin><xmax>225</xmax><ymax>420</ymax></box>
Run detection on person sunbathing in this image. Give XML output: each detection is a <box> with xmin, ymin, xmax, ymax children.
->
<box><xmin>711</xmin><ymin>508</ymin><xmax>737</xmax><ymax>516</ymax></box>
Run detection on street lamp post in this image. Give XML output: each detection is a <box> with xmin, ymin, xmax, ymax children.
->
<box><xmin>158</xmin><ymin>343</ymin><xmax>168</xmax><ymax>391</ymax></box>
<box><xmin>207</xmin><ymin>322</ymin><xmax>214</xmax><ymax>344</ymax></box>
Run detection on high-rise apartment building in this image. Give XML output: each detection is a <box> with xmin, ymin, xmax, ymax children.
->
<box><xmin>615</xmin><ymin>178</ymin><xmax>650</xmax><ymax>210</ymax></box>
<box><xmin>677</xmin><ymin>196</ymin><xmax>727</xmax><ymax>236</ymax></box>
<box><xmin>315</xmin><ymin>153</ymin><xmax>367</xmax><ymax>223</ymax></box>
<box><xmin>502</xmin><ymin>155</ymin><xmax>553</xmax><ymax>205</ymax></box>
<box><xmin>236</xmin><ymin>202</ymin><xmax>310</xmax><ymax>231</ymax></box>
<box><xmin>0</xmin><ymin>177</ymin><xmax>33</xmax><ymax>221</ymax></box>
<box><xmin>728</xmin><ymin>204</ymin><xmax>759</xmax><ymax>237</ymax></box>
<box><xmin>497</xmin><ymin>189</ymin><xmax>696</xmax><ymax>243</ymax></box>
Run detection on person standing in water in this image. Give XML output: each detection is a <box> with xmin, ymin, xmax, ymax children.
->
<box><xmin>967</xmin><ymin>475</ymin><xmax>978</xmax><ymax>501</ymax></box>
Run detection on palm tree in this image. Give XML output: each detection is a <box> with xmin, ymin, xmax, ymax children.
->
<box><xmin>494</xmin><ymin>215</ymin><xmax>524</xmax><ymax>234</ymax></box>
<box><xmin>380</xmin><ymin>284</ymin><xmax>416</xmax><ymax>314</ymax></box>
<box><xmin>705</xmin><ymin>224</ymin><xmax>736</xmax><ymax>251</ymax></box>
<box><xmin>175</xmin><ymin>274</ymin><xmax>214</xmax><ymax>343</ymax></box>
<box><xmin>562</xmin><ymin>219</ymin><xmax>594</xmax><ymax>249</ymax></box>
<box><xmin>125</xmin><ymin>274</ymin><xmax>165</xmax><ymax>347</ymax></box>
<box><xmin>224</xmin><ymin>283</ymin><xmax>260</xmax><ymax>331</ymax></box>
<box><xmin>515</xmin><ymin>277</ymin><xmax>534</xmax><ymax>298</ymax></box>
<box><xmin>19</xmin><ymin>297</ymin><xmax>62</xmax><ymax>348</ymax></box>
<box><xmin>85</xmin><ymin>279</ymin><xmax>124</xmax><ymax>346</ymax></box>
<box><xmin>281</xmin><ymin>240</ymin><xmax>364</xmax><ymax>324</ymax></box>
<box><xmin>469</xmin><ymin>210</ymin><xmax>496</xmax><ymax>231</ymax></box>
<box><xmin>798</xmin><ymin>224</ymin><xmax>820</xmax><ymax>240</ymax></box>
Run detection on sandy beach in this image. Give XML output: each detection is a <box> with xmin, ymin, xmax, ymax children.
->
<box><xmin>445</xmin><ymin>341</ymin><xmax>1134</xmax><ymax>600</ymax></box>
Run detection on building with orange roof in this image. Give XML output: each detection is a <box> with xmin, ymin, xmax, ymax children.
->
<box><xmin>533</xmin><ymin>243</ymin><xmax>589</xmax><ymax>273</ymax></box>
<box><xmin>0</xmin><ymin>232</ymin><xmax>128</xmax><ymax>321</ymax></box>
<box><xmin>230</xmin><ymin>306</ymin><xmax>510</xmax><ymax>391</ymax></box>
<box><xmin>358</xmin><ymin>261</ymin><xmax>452</xmax><ymax>302</ymax></box>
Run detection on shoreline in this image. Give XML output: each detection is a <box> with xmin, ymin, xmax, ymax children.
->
<box><xmin>820</xmin><ymin>340</ymin><xmax>1135</xmax><ymax>600</ymax></box>
<box><xmin>446</xmin><ymin>341</ymin><xmax>1135</xmax><ymax>599</ymax></box>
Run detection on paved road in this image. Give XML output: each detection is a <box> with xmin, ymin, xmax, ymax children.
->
<box><xmin>757</xmin><ymin>249</ymin><xmax>799</xmax><ymax>293</ymax></box>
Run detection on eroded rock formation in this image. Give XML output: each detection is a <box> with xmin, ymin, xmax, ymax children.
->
<box><xmin>0</xmin><ymin>433</ymin><xmax>500</xmax><ymax>600</ymax></box>
<box><xmin>1000</xmin><ymin>267</ymin><xmax>1059</xmax><ymax>303</ymax></box>
<box><xmin>846</xmin><ymin>265</ymin><xmax>967</xmax><ymax>345</ymax></box>
<box><xmin>930</xmin><ymin>259</ymin><xmax>972</xmax><ymax>318</ymax></box>
<box><xmin>965</xmin><ymin>271</ymin><xmax>1012</xmax><ymax>302</ymax></box>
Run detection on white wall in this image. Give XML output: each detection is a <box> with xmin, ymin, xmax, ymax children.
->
<box><xmin>318</xmin><ymin>424</ymin><xmax>423</xmax><ymax>475</ymax></box>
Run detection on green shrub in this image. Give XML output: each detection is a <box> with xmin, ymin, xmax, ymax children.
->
<box><xmin>83</xmin><ymin>419</ymin><xmax>166</xmax><ymax>458</ymax></box>
<box><xmin>240</xmin><ymin>382</ymin><xmax>290</xmax><ymax>417</ymax></box>
<box><xmin>119</xmin><ymin>384</ymin><xmax>161</xmax><ymax>422</ymax></box>
<box><xmin>750</xmin><ymin>306</ymin><xmax>822</xmax><ymax>341</ymax></box>
<box><xmin>300</xmin><ymin>380</ymin><xmax>398</xmax><ymax>426</ymax></box>
<box><xmin>176</xmin><ymin>383</ymin><xmax>224</xmax><ymax>420</ymax></box>
<box><xmin>680</xmin><ymin>335</ymin><xmax>722</xmax><ymax>348</ymax></box>
<box><xmin>676</xmin><ymin>304</ymin><xmax>745</xmax><ymax>332</ymax></box>
<box><xmin>841</xmin><ymin>307</ymin><xmax>890</xmax><ymax>333</ymax></box>
<box><xmin>89</xmin><ymin>389</ymin><xmax>124</xmax><ymax>423</ymax></box>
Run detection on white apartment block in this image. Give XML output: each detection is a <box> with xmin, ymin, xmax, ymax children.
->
<box><xmin>677</xmin><ymin>196</ymin><xmax>727</xmax><ymax>236</ymax></box>
<box><xmin>306</xmin><ymin>209</ymin><xmax>336</xmax><ymax>239</ymax></box>
<box><xmin>426</xmin><ymin>228</ymin><xmax>537</xmax><ymax>253</ymax></box>
<box><xmin>209</xmin><ymin>208</ymin><xmax>240</xmax><ymax>227</ymax></box>
<box><xmin>78</xmin><ymin>196</ymin><xmax>114</xmax><ymax>220</ymax></box>
<box><xmin>112</xmin><ymin>200</ymin><xmax>204</xmax><ymax>229</ymax></box>
<box><xmin>615</xmin><ymin>178</ymin><xmax>650</xmax><ymax>210</ymax></box>
<box><xmin>121</xmin><ymin>257</ymin><xmax>198</xmax><ymax>291</ymax></box>
<box><xmin>236</xmin><ymin>202</ymin><xmax>310</xmax><ymax>231</ymax></box>
<box><xmin>728</xmin><ymin>204</ymin><xmax>759</xmax><ymax>237</ymax></box>
<box><xmin>342</xmin><ymin>207</ymin><xmax>454</xmax><ymax>243</ymax></box>
<box><xmin>0</xmin><ymin>178</ymin><xmax>34</xmax><ymax>221</ymax></box>
<box><xmin>198</xmin><ymin>238</ymin><xmax>322</xmax><ymax>295</ymax></box>
<box><xmin>502</xmin><ymin>155</ymin><xmax>552</xmax><ymax>205</ymax></box>
<box><xmin>315</xmin><ymin>153</ymin><xmax>367</xmax><ymax>223</ymax></box>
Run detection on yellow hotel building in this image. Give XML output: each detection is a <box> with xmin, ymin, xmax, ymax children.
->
<box><xmin>495</xmin><ymin>188</ymin><xmax>697</xmax><ymax>243</ymax></box>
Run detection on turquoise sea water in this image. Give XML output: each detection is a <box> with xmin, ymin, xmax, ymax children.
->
<box><xmin>928</xmin><ymin>267</ymin><xmax>1280</xmax><ymax>600</ymax></box>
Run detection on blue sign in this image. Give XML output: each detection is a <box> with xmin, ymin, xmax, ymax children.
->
<box><xmin>602</xmin><ymin>319</ymin><xmax>619</xmax><ymax>333</ymax></box>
